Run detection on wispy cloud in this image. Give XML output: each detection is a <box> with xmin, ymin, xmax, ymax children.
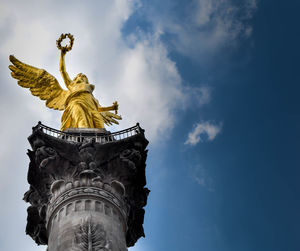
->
<box><xmin>185</xmin><ymin>121</ymin><xmax>222</xmax><ymax>145</ymax></box>
<box><xmin>143</xmin><ymin>0</ymin><xmax>257</xmax><ymax>60</ymax></box>
<box><xmin>190</xmin><ymin>165</ymin><xmax>215</xmax><ymax>192</ymax></box>
<box><xmin>184</xmin><ymin>86</ymin><xmax>212</xmax><ymax>107</ymax></box>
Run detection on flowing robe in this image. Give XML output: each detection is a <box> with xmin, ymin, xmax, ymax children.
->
<box><xmin>60</xmin><ymin>82</ymin><xmax>104</xmax><ymax>131</ymax></box>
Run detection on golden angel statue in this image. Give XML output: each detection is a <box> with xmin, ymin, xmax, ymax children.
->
<box><xmin>9</xmin><ymin>33</ymin><xmax>121</xmax><ymax>131</ymax></box>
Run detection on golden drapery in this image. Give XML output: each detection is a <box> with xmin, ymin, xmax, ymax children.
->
<box><xmin>61</xmin><ymin>90</ymin><xmax>105</xmax><ymax>131</ymax></box>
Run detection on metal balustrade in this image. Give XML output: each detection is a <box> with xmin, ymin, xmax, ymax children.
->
<box><xmin>34</xmin><ymin>122</ymin><xmax>144</xmax><ymax>144</ymax></box>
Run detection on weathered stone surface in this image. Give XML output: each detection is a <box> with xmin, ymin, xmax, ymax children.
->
<box><xmin>24</xmin><ymin>123</ymin><xmax>149</xmax><ymax>250</ymax></box>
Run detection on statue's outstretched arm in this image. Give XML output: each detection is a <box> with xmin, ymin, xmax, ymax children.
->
<box><xmin>59</xmin><ymin>50</ymin><xmax>72</xmax><ymax>89</ymax></box>
<box><xmin>98</xmin><ymin>101</ymin><xmax>119</xmax><ymax>113</ymax></box>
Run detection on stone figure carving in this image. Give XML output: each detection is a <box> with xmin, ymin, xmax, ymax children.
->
<box><xmin>120</xmin><ymin>149</ymin><xmax>142</xmax><ymax>172</ymax></box>
<box><xmin>9</xmin><ymin>33</ymin><xmax>121</xmax><ymax>131</ymax></box>
<box><xmin>35</xmin><ymin>146</ymin><xmax>58</xmax><ymax>169</ymax></box>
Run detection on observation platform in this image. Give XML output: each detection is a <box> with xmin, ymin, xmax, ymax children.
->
<box><xmin>31</xmin><ymin>121</ymin><xmax>145</xmax><ymax>144</ymax></box>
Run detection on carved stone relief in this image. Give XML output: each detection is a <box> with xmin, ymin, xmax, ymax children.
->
<box><xmin>73</xmin><ymin>218</ymin><xmax>111</xmax><ymax>251</ymax></box>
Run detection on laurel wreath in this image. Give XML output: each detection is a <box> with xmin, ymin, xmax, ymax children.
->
<box><xmin>56</xmin><ymin>33</ymin><xmax>74</xmax><ymax>52</ymax></box>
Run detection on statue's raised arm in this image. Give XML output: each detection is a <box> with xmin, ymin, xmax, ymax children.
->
<box><xmin>57</xmin><ymin>33</ymin><xmax>73</xmax><ymax>89</ymax></box>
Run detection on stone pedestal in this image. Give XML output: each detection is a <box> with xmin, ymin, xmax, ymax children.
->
<box><xmin>24</xmin><ymin>123</ymin><xmax>149</xmax><ymax>251</ymax></box>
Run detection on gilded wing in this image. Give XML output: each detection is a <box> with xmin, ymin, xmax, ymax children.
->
<box><xmin>9</xmin><ymin>55</ymin><xmax>69</xmax><ymax>110</ymax></box>
<box><xmin>100</xmin><ymin>111</ymin><xmax>122</xmax><ymax>126</ymax></box>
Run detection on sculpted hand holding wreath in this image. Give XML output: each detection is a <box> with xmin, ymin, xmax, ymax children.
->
<box><xmin>9</xmin><ymin>33</ymin><xmax>121</xmax><ymax>131</ymax></box>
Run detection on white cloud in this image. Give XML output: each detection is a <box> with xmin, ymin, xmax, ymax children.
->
<box><xmin>185</xmin><ymin>121</ymin><xmax>222</xmax><ymax>145</ymax></box>
<box><xmin>95</xmin><ymin>33</ymin><xmax>184</xmax><ymax>140</ymax></box>
<box><xmin>145</xmin><ymin>0</ymin><xmax>257</xmax><ymax>59</ymax></box>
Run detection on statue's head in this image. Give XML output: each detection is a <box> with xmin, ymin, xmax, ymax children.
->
<box><xmin>73</xmin><ymin>73</ymin><xmax>89</xmax><ymax>84</ymax></box>
<box><xmin>73</xmin><ymin>73</ymin><xmax>95</xmax><ymax>91</ymax></box>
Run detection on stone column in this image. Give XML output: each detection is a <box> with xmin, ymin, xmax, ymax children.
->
<box><xmin>23</xmin><ymin>123</ymin><xmax>149</xmax><ymax>251</ymax></box>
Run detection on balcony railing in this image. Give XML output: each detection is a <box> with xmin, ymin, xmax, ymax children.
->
<box><xmin>33</xmin><ymin>122</ymin><xmax>144</xmax><ymax>144</ymax></box>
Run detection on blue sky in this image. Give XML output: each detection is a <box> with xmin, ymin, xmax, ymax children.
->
<box><xmin>0</xmin><ymin>0</ymin><xmax>300</xmax><ymax>251</ymax></box>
